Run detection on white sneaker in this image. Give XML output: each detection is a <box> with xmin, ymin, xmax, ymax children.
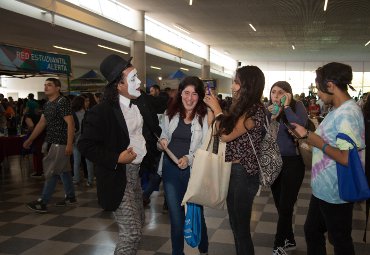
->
<box><xmin>272</xmin><ymin>247</ymin><xmax>287</xmax><ymax>255</ymax></box>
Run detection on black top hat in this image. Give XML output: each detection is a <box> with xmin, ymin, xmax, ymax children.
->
<box><xmin>100</xmin><ymin>54</ymin><xmax>133</xmax><ymax>85</ymax></box>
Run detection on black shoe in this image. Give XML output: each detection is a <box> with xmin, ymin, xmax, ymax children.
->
<box><xmin>55</xmin><ymin>196</ymin><xmax>78</xmax><ymax>207</ymax></box>
<box><xmin>162</xmin><ymin>202</ymin><xmax>168</xmax><ymax>214</ymax></box>
<box><xmin>26</xmin><ymin>199</ymin><xmax>47</xmax><ymax>213</ymax></box>
<box><xmin>143</xmin><ymin>196</ymin><xmax>151</xmax><ymax>206</ymax></box>
<box><xmin>31</xmin><ymin>173</ymin><xmax>43</xmax><ymax>178</ymax></box>
<box><xmin>283</xmin><ymin>238</ymin><xmax>296</xmax><ymax>251</ymax></box>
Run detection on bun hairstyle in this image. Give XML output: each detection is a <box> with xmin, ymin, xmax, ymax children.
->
<box><xmin>315</xmin><ymin>62</ymin><xmax>354</xmax><ymax>95</ymax></box>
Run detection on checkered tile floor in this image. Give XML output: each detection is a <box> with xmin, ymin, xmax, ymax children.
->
<box><xmin>0</xmin><ymin>155</ymin><xmax>369</xmax><ymax>255</ymax></box>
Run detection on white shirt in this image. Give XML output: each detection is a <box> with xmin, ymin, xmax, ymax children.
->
<box><xmin>119</xmin><ymin>95</ymin><xmax>146</xmax><ymax>164</ymax></box>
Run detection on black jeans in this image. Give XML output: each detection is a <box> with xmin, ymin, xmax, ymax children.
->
<box><xmin>271</xmin><ymin>155</ymin><xmax>305</xmax><ymax>247</ymax></box>
<box><xmin>304</xmin><ymin>195</ymin><xmax>355</xmax><ymax>255</ymax></box>
<box><xmin>227</xmin><ymin>163</ymin><xmax>259</xmax><ymax>255</ymax></box>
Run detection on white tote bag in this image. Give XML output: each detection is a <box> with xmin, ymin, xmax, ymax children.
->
<box><xmin>182</xmin><ymin>124</ymin><xmax>232</xmax><ymax>209</ymax></box>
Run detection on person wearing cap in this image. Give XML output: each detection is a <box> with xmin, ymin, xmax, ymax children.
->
<box><xmin>78</xmin><ymin>54</ymin><xmax>161</xmax><ymax>255</ymax></box>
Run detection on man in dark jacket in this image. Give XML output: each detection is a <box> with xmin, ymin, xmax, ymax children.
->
<box><xmin>78</xmin><ymin>54</ymin><xmax>161</xmax><ymax>255</ymax></box>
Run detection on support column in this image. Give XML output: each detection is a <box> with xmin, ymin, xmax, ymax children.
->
<box><xmin>201</xmin><ymin>45</ymin><xmax>210</xmax><ymax>79</ymax></box>
<box><xmin>130</xmin><ymin>10</ymin><xmax>146</xmax><ymax>89</ymax></box>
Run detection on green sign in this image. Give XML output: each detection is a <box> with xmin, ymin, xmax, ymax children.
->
<box><xmin>0</xmin><ymin>44</ymin><xmax>72</xmax><ymax>76</ymax></box>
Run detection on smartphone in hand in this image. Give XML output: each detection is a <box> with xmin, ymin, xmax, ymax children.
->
<box><xmin>280</xmin><ymin>95</ymin><xmax>287</xmax><ymax>106</ymax></box>
<box><xmin>206</xmin><ymin>82</ymin><xmax>211</xmax><ymax>95</ymax></box>
<box><xmin>284</xmin><ymin>123</ymin><xmax>301</xmax><ymax>139</ymax></box>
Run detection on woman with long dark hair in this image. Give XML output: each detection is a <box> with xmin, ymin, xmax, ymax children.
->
<box><xmin>158</xmin><ymin>76</ymin><xmax>211</xmax><ymax>255</ymax></box>
<box><xmin>205</xmin><ymin>66</ymin><xmax>266</xmax><ymax>255</ymax></box>
<box><xmin>267</xmin><ymin>81</ymin><xmax>308</xmax><ymax>255</ymax></box>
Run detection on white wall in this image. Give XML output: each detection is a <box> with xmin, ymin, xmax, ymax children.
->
<box><xmin>0</xmin><ymin>76</ymin><xmax>69</xmax><ymax>100</ymax></box>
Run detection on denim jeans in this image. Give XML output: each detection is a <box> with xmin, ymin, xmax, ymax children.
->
<box><xmin>162</xmin><ymin>155</ymin><xmax>208</xmax><ymax>255</ymax></box>
<box><xmin>41</xmin><ymin>171</ymin><xmax>75</xmax><ymax>204</ymax></box>
<box><xmin>227</xmin><ymin>163</ymin><xmax>259</xmax><ymax>255</ymax></box>
<box><xmin>143</xmin><ymin>172</ymin><xmax>161</xmax><ymax>200</ymax></box>
<box><xmin>271</xmin><ymin>155</ymin><xmax>305</xmax><ymax>247</ymax></box>
<box><xmin>73</xmin><ymin>145</ymin><xmax>94</xmax><ymax>183</ymax></box>
<box><xmin>304</xmin><ymin>195</ymin><xmax>355</xmax><ymax>255</ymax></box>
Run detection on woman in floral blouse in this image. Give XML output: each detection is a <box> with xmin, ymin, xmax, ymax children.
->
<box><xmin>205</xmin><ymin>66</ymin><xmax>266</xmax><ymax>255</ymax></box>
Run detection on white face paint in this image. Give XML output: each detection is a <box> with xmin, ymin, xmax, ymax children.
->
<box><xmin>126</xmin><ymin>69</ymin><xmax>141</xmax><ymax>97</ymax></box>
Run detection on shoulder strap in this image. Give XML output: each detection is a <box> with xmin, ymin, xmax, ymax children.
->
<box><xmin>247</xmin><ymin>131</ymin><xmax>262</xmax><ymax>172</ymax></box>
<box><xmin>336</xmin><ymin>133</ymin><xmax>357</xmax><ymax>148</ymax></box>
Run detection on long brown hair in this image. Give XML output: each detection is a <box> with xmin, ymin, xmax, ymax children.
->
<box><xmin>219</xmin><ymin>66</ymin><xmax>265</xmax><ymax>135</ymax></box>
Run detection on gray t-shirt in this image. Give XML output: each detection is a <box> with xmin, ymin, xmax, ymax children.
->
<box><xmin>44</xmin><ymin>96</ymin><xmax>72</xmax><ymax>145</ymax></box>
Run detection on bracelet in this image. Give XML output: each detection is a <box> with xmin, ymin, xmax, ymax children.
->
<box><xmin>322</xmin><ymin>143</ymin><xmax>329</xmax><ymax>154</ymax></box>
<box><xmin>215</xmin><ymin>112</ymin><xmax>223</xmax><ymax>118</ymax></box>
<box><xmin>284</xmin><ymin>105</ymin><xmax>290</xmax><ymax>109</ymax></box>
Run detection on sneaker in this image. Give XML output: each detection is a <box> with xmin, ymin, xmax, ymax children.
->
<box><xmin>26</xmin><ymin>199</ymin><xmax>47</xmax><ymax>213</ymax></box>
<box><xmin>86</xmin><ymin>181</ymin><xmax>93</xmax><ymax>187</ymax></box>
<box><xmin>31</xmin><ymin>172</ymin><xmax>43</xmax><ymax>178</ymax></box>
<box><xmin>272</xmin><ymin>247</ymin><xmax>287</xmax><ymax>255</ymax></box>
<box><xmin>55</xmin><ymin>196</ymin><xmax>78</xmax><ymax>207</ymax></box>
<box><xmin>283</xmin><ymin>238</ymin><xmax>296</xmax><ymax>251</ymax></box>
<box><xmin>73</xmin><ymin>179</ymin><xmax>80</xmax><ymax>185</ymax></box>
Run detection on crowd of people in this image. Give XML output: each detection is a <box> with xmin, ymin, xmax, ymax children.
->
<box><xmin>1</xmin><ymin>56</ymin><xmax>369</xmax><ymax>255</ymax></box>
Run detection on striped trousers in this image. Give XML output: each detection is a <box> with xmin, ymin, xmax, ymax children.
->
<box><xmin>113</xmin><ymin>163</ymin><xmax>144</xmax><ymax>255</ymax></box>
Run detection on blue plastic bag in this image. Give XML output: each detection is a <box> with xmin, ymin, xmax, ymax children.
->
<box><xmin>336</xmin><ymin>133</ymin><xmax>370</xmax><ymax>202</ymax></box>
<box><xmin>184</xmin><ymin>202</ymin><xmax>202</xmax><ymax>248</ymax></box>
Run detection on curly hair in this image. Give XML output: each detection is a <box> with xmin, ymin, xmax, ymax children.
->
<box><xmin>219</xmin><ymin>66</ymin><xmax>265</xmax><ymax>135</ymax></box>
<box><xmin>166</xmin><ymin>76</ymin><xmax>207</xmax><ymax>127</ymax></box>
<box><xmin>102</xmin><ymin>64</ymin><xmax>132</xmax><ymax>105</ymax></box>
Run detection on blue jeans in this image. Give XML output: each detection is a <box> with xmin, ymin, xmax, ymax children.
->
<box><xmin>73</xmin><ymin>145</ymin><xmax>94</xmax><ymax>183</ymax></box>
<box><xmin>162</xmin><ymin>155</ymin><xmax>208</xmax><ymax>255</ymax></box>
<box><xmin>227</xmin><ymin>163</ymin><xmax>259</xmax><ymax>255</ymax></box>
<box><xmin>41</xmin><ymin>171</ymin><xmax>75</xmax><ymax>204</ymax></box>
<box><xmin>143</xmin><ymin>172</ymin><xmax>161</xmax><ymax>199</ymax></box>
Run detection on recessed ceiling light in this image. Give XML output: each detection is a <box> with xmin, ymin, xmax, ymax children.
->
<box><xmin>158</xmin><ymin>76</ymin><xmax>162</xmax><ymax>80</ymax></box>
<box><xmin>365</xmin><ymin>40</ymin><xmax>370</xmax><ymax>47</ymax></box>
<box><xmin>53</xmin><ymin>45</ymin><xmax>87</xmax><ymax>54</ymax></box>
<box><xmin>249</xmin><ymin>23</ymin><xmax>256</xmax><ymax>32</ymax></box>
<box><xmin>292</xmin><ymin>45</ymin><xmax>295</xmax><ymax>50</ymax></box>
<box><xmin>324</xmin><ymin>0</ymin><xmax>328</xmax><ymax>11</ymax></box>
<box><xmin>150</xmin><ymin>66</ymin><xmax>161</xmax><ymax>70</ymax></box>
<box><xmin>98</xmin><ymin>44</ymin><xmax>128</xmax><ymax>54</ymax></box>
<box><xmin>180</xmin><ymin>67</ymin><xmax>189</xmax><ymax>71</ymax></box>
<box><xmin>173</xmin><ymin>24</ymin><xmax>191</xmax><ymax>34</ymax></box>
<box><xmin>189</xmin><ymin>0</ymin><xmax>193</xmax><ymax>5</ymax></box>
